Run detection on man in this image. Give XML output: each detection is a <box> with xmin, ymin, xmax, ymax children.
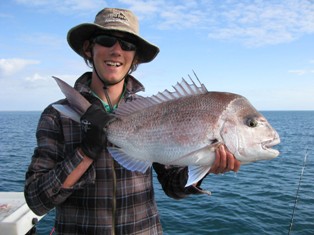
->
<box><xmin>24</xmin><ymin>8</ymin><xmax>240</xmax><ymax>234</ymax></box>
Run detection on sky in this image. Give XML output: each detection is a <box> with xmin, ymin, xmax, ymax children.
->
<box><xmin>0</xmin><ymin>0</ymin><xmax>314</xmax><ymax>111</ymax></box>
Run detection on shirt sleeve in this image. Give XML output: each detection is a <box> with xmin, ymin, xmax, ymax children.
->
<box><xmin>24</xmin><ymin>105</ymin><xmax>95</xmax><ymax>216</ymax></box>
<box><xmin>153</xmin><ymin>163</ymin><xmax>211</xmax><ymax>199</ymax></box>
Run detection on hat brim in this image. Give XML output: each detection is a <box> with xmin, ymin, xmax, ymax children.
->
<box><xmin>67</xmin><ymin>23</ymin><xmax>159</xmax><ymax>63</ymax></box>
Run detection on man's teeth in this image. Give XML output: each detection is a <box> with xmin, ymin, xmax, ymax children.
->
<box><xmin>106</xmin><ymin>62</ymin><xmax>121</xmax><ymax>67</ymax></box>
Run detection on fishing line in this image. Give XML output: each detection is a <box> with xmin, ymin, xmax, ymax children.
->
<box><xmin>288</xmin><ymin>149</ymin><xmax>309</xmax><ymax>234</ymax></box>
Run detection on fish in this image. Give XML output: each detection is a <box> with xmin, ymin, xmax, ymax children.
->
<box><xmin>52</xmin><ymin>74</ymin><xmax>280</xmax><ymax>187</ymax></box>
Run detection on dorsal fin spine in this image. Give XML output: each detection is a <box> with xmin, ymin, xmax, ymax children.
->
<box><xmin>115</xmin><ymin>73</ymin><xmax>208</xmax><ymax>117</ymax></box>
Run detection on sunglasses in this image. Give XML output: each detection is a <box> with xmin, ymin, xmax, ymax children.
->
<box><xmin>93</xmin><ymin>35</ymin><xmax>137</xmax><ymax>51</ymax></box>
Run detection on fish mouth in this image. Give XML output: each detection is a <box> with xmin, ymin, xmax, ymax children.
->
<box><xmin>262</xmin><ymin>137</ymin><xmax>281</xmax><ymax>156</ymax></box>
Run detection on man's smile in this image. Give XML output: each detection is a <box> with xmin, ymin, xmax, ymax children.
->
<box><xmin>105</xmin><ymin>61</ymin><xmax>122</xmax><ymax>67</ymax></box>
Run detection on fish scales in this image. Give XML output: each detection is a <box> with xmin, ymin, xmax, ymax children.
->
<box><xmin>107</xmin><ymin>92</ymin><xmax>253</xmax><ymax>166</ymax></box>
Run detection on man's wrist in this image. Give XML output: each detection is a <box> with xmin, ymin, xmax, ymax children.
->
<box><xmin>78</xmin><ymin>148</ymin><xmax>93</xmax><ymax>161</ymax></box>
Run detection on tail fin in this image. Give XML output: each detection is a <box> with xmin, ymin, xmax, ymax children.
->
<box><xmin>52</xmin><ymin>76</ymin><xmax>91</xmax><ymax>121</ymax></box>
<box><xmin>52</xmin><ymin>76</ymin><xmax>91</xmax><ymax>116</ymax></box>
<box><xmin>52</xmin><ymin>104</ymin><xmax>81</xmax><ymax>122</ymax></box>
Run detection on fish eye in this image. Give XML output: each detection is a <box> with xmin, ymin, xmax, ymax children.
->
<box><xmin>246</xmin><ymin>118</ymin><xmax>258</xmax><ymax>128</ymax></box>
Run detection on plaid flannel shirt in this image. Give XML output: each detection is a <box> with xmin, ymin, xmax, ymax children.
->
<box><xmin>24</xmin><ymin>72</ymin><xmax>206</xmax><ymax>235</ymax></box>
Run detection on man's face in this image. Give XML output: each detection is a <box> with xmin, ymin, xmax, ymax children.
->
<box><xmin>91</xmin><ymin>33</ymin><xmax>137</xmax><ymax>85</ymax></box>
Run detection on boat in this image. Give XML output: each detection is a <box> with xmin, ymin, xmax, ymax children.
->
<box><xmin>0</xmin><ymin>192</ymin><xmax>45</xmax><ymax>235</ymax></box>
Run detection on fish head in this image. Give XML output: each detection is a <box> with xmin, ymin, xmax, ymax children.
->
<box><xmin>220</xmin><ymin>96</ymin><xmax>280</xmax><ymax>163</ymax></box>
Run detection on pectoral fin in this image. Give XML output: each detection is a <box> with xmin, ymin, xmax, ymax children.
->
<box><xmin>167</xmin><ymin>143</ymin><xmax>219</xmax><ymax>166</ymax></box>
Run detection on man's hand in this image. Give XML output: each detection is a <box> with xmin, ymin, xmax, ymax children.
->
<box><xmin>80</xmin><ymin>104</ymin><xmax>116</xmax><ymax>160</ymax></box>
<box><xmin>209</xmin><ymin>145</ymin><xmax>241</xmax><ymax>174</ymax></box>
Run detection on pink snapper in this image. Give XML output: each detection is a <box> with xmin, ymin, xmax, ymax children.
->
<box><xmin>52</xmin><ymin>75</ymin><xmax>280</xmax><ymax>186</ymax></box>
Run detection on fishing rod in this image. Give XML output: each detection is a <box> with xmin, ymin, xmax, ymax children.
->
<box><xmin>288</xmin><ymin>149</ymin><xmax>309</xmax><ymax>234</ymax></box>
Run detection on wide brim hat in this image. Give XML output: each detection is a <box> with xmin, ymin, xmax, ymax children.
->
<box><xmin>67</xmin><ymin>8</ymin><xmax>159</xmax><ymax>63</ymax></box>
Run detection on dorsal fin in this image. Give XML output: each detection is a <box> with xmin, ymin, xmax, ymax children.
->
<box><xmin>115</xmin><ymin>73</ymin><xmax>208</xmax><ymax>116</ymax></box>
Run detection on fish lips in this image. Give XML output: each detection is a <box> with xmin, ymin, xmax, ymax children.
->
<box><xmin>262</xmin><ymin>137</ymin><xmax>281</xmax><ymax>157</ymax></box>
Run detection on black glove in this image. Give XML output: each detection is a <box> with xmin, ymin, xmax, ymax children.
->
<box><xmin>80</xmin><ymin>104</ymin><xmax>116</xmax><ymax>160</ymax></box>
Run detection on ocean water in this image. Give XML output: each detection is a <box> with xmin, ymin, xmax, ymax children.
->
<box><xmin>0</xmin><ymin>111</ymin><xmax>313</xmax><ymax>235</ymax></box>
